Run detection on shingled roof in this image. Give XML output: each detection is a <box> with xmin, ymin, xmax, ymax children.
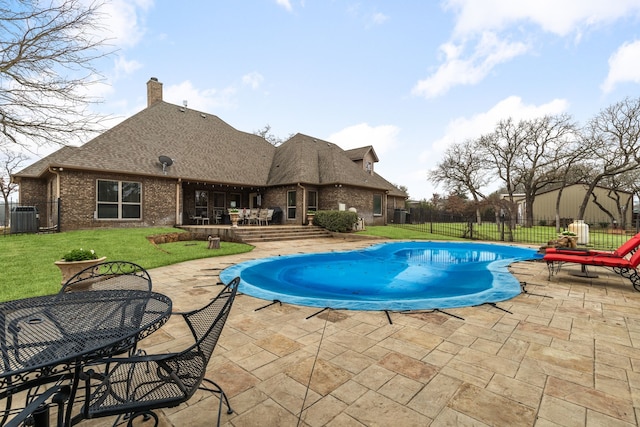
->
<box><xmin>14</xmin><ymin>101</ymin><xmax>407</xmax><ymax>198</ymax></box>
<box><xmin>15</xmin><ymin>102</ymin><xmax>276</xmax><ymax>185</ymax></box>
<box><xmin>344</xmin><ymin>146</ymin><xmax>378</xmax><ymax>163</ymax></box>
<box><xmin>269</xmin><ymin>134</ymin><xmax>404</xmax><ymax>196</ymax></box>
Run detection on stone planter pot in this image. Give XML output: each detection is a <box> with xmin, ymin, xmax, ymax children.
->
<box><xmin>556</xmin><ymin>235</ymin><xmax>577</xmax><ymax>248</ymax></box>
<box><xmin>229</xmin><ymin>212</ymin><xmax>240</xmax><ymax>228</ymax></box>
<box><xmin>307</xmin><ymin>214</ymin><xmax>315</xmax><ymax>226</ymax></box>
<box><xmin>54</xmin><ymin>256</ymin><xmax>107</xmax><ymax>285</ymax></box>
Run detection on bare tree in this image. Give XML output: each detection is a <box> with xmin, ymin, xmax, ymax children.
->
<box><xmin>514</xmin><ymin>114</ymin><xmax>579</xmax><ymax>227</ymax></box>
<box><xmin>428</xmin><ymin>139</ymin><xmax>490</xmax><ymax>224</ymax></box>
<box><xmin>478</xmin><ymin>118</ymin><xmax>527</xmax><ymax>226</ymax></box>
<box><xmin>595</xmin><ymin>171</ymin><xmax>637</xmax><ymax>228</ymax></box>
<box><xmin>0</xmin><ymin>147</ymin><xmax>27</xmax><ymax>227</ymax></box>
<box><xmin>578</xmin><ymin>97</ymin><xmax>640</xmax><ymax>219</ymax></box>
<box><xmin>550</xmin><ymin>146</ymin><xmax>590</xmax><ymax>233</ymax></box>
<box><xmin>254</xmin><ymin>124</ymin><xmax>292</xmax><ymax>147</ymax></box>
<box><xmin>0</xmin><ymin>0</ymin><xmax>111</xmax><ymax>149</ymax></box>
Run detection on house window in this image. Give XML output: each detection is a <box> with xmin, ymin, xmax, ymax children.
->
<box><xmin>229</xmin><ymin>193</ymin><xmax>241</xmax><ymax>209</ymax></box>
<box><xmin>195</xmin><ymin>190</ymin><xmax>208</xmax><ymax>217</ymax></box>
<box><xmin>97</xmin><ymin>180</ymin><xmax>141</xmax><ymax>219</ymax></box>
<box><xmin>213</xmin><ymin>192</ymin><xmax>225</xmax><ymax>210</ymax></box>
<box><xmin>287</xmin><ymin>190</ymin><xmax>296</xmax><ymax>219</ymax></box>
<box><xmin>307</xmin><ymin>191</ymin><xmax>317</xmax><ymax>211</ymax></box>
<box><xmin>373</xmin><ymin>194</ymin><xmax>382</xmax><ymax>216</ymax></box>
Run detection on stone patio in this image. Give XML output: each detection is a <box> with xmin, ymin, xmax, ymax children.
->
<box><xmin>88</xmin><ymin>238</ymin><xmax>640</xmax><ymax>426</ymax></box>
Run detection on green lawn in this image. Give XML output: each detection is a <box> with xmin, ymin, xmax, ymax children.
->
<box><xmin>0</xmin><ymin>227</ymin><xmax>254</xmax><ymax>302</ymax></box>
<box><xmin>357</xmin><ymin>226</ymin><xmax>466</xmax><ymax>241</ymax></box>
<box><xmin>365</xmin><ymin>223</ymin><xmax>631</xmax><ymax>251</ymax></box>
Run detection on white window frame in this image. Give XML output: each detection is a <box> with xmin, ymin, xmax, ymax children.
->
<box><xmin>96</xmin><ymin>180</ymin><xmax>142</xmax><ymax>220</ymax></box>
<box><xmin>307</xmin><ymin>191</ymin><xmax>318</xmax><ymax>211</ymax></box>
<box><xmin>373</xmin><ymin>194</ymin><xmax>383</xmax><ymax>216</ymax></box>
<box><xmin>287</xmin><ymin>190</ymin><xmax>297</xmax><ymax>220</ymax></box>
<box><xmin>195</xmin><ymin>190</ymin><xmax>208</xmax><ymax>217</ymax></box>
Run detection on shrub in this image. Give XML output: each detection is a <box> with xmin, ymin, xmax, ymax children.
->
<box><xmin>538</xmin><ymin>219</ymin><xmax>547</xmax><ymax>226</ymax></box>
<box><xmin>61</xmin><ymin>248</ymin><xmax>98</xmax><ymax>262</ymax></box>
<box><xmin>314</xmin><ymin>210</ymin><xmax>358</xmax><ymax>233</ymax></box>
<box><xmin>599</xmin><ymin>222</ymin><xmax>609</xmax><ymax>229</ymax></box>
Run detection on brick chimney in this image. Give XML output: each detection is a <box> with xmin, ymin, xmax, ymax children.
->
<box><xmin>146</xmin><ymin>77</ymin><xmax>163</xmax><ymax>107</ymax></box>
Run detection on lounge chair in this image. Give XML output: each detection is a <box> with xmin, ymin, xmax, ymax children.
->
<box><xmin>544</xmin><ymin>249</ymin><xmax>640</xmax><ymax>291</ymax></box>
<box><xmin>544</xmin><ymin>232</ymin><xmax>640</xmax><ymax>258</ymax></box>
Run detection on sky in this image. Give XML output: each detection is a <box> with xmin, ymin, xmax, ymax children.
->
<box><xmin>19</xmin><ymin>0</ymin><xmax>640</xmax><ymax>201</ymax></box>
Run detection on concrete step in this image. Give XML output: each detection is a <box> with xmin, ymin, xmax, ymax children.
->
<box><xmin>233</xmin><ymin>225</ymin><xmax>332</xmax><ymax>243</ymax></box>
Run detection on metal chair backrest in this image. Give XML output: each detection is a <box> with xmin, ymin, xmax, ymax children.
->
<box><xmin>60</xmin><ymin>261</ymin><xmax>152</xmax><ymax>293</ymax></box>
<box><xmin>82</xmin><ymin>278</ymin><xmax>240</xmax><ymax>425</ymax></box>
<box><xmin>170</xmin><ymin>277</ymin><xmax>239</xmax><ymax>393</ymax></box>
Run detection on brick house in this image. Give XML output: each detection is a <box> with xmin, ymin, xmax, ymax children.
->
<box><xmin>12</xmin><ymin>78</ymin><xmax>407</xmax><ymax>231</ymax></box>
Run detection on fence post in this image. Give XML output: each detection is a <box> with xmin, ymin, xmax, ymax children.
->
<box><xmin>429</xmin><ymin>211</ymin><xmax>433</xmax><ymax>234</ymax></box>
<box><xmin>56</xmin><ymin>197</ymin><xmax>61</xmax><ymax>232</ymax></box>
<box><xmin>500</xmin><ymin>213</ymin><xmax>505</xmax><ymax>241</ymax></box>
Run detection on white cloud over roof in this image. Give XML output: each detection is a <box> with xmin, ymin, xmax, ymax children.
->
<box><xmin>328</xmin><ymin>123</ymin><xmax>400</xmax><ymax>156</ymax></box>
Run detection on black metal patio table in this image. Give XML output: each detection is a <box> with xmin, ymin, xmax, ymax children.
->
<box><xmin>0</xmin><ymin>289</ymin><xmax>172</xmax><ymax>426</ymax></box>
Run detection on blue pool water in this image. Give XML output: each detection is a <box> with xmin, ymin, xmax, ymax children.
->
<box><xmin>219</xmin><ymin>241</ymin><xmax>542</xmax><ymax>311</ymax></box>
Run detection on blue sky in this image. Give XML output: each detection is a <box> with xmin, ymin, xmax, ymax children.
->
<box><xmin>24</xmin><ymin>1</ymin><xmax>640</xmax><ymax>200</ymax></box>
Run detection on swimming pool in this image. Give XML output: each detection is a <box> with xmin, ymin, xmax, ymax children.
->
<box><xmin>219</xmin><ymin>241</ymin><xmax>542</xmax><ymax>311</ymax></box>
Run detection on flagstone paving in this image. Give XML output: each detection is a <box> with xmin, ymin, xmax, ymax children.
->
<box><xmin>86</xmin><ymin>237</ymin><xmax>640</xmax><ymax>426</ymax></box>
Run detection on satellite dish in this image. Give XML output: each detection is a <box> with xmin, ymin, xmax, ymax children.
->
<box><xmin>158</xmin><ymin>155</ymin><xmax>174</xmax><ymax>174</ymax></box>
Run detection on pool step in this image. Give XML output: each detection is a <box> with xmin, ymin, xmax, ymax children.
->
<box><xmin>233</xmin><ymin>225</ymin><xmax>333</xmax><ymax>243</ymax></box>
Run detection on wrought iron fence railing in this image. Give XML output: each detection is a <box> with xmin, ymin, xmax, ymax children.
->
<box><xmin>388</xmin><ymin>208</ymin><xmax>639</xmax><ymax>251</ymax></box>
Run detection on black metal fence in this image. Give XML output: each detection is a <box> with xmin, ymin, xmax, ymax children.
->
<box><xmin>389</xmin><ymin>207</ymin><xmax>639</xmax><ymax>251</ymax></box>
<box><xmin>1</xmin><ymin>200</ymin><xmax>60</xmax><ymax>235</ymax></box>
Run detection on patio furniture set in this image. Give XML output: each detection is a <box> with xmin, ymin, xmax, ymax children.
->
<box><xmin>191</xmin><ymin>208</ymin><xmax>275</xmax><ymax>226</ymax></box>
<box><xmin>0</xmin><ymin>261</ymin><xmax>239</xmax><ymax>427</ymax></box>
<box><xmin>543</xmin><ymin>232</ymin><xmax>640</xmax><ymax>291</ymax></box>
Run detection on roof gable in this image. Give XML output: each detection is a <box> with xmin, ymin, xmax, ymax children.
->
<box><xmin>344</xmin><ymin>146</ymin><xmax>379</xmax><ymax>163</ymax></box>
<box><xmin>268</xmin><ymin>134</ymin><xmax>405</xmax><ymax>195</ymax></box>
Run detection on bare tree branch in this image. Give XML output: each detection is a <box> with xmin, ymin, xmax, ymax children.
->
<box><xmin>0</xmin><ymin>0</ymin><xmax>113</xmax><ymax>150</ymax></box>
<box><xmin>577</xmin><ymin>97</ymin><xmax>640</xmax><ymax>219</ymax></box>
<box><xmin>0</xmin><ymin>146</ymin><xmax>27</xmax><ymax>226</ymax></box>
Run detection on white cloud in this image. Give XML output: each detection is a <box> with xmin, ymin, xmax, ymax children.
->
<box><xmin>415</xmin><ymin>0</ymin><xmax>640</xmax><ymax>98</ymax></box>
<box><xmin>327</xmin><ymin>123</ymin><xmax>400</xmax><ymax>155</ymax></box>
<box><xmin>445</xmin><ymin>0</ymin><xmax>640</xmax><ymax>37</ymax></box>
<box><xmin>370</xmin><ymin>12</ymin><xmax>389</xmax><ymax>26</ymax></box>
<box><xmin>412</xmin><ymin>32</ymin><xmax>529</xmax><ymax>98</ymax></box>
<box><xmin>99</xmin><ymin>0</ymin><xmax>153</xmax><ymax>48</ymax></box>
<box><xmin>601</xmin><ymin>40</ymin><xmax>640</xmax><ymax>93</ymax></box>
<box><xmin>114</xmin><ymin>56</ymin><xmax>143</xmax><ymax>76</ymax></box>
<box><xmin>242</xmin><ymin>72</ymin><xmax>264</xmax><ymax>90</ymax></box>
<box><xmin>423</xmin><ymin>96</ymin><xmax>569</xmax><ymax>159</ymax></box>
<box><xmin>276</xmin><ymin>0</ymin><xmax>293</xmax><ymax>12</ymax></box>
<box><xmin>164</xmin><ymin>81</ymin><xmax>237</xmax><ymax>112</ymax></box>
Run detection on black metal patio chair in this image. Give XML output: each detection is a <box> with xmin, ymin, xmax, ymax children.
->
<box><xmin>60</xmin><ymin>261</ymin><xmax>153</xmax><ymax>293</ymax></box>
<box><xmin>77</xmin><ymin>277</ymin><xmax>240</xmax><ymax>427</ymax></box>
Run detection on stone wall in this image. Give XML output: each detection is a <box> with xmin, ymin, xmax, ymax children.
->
<box><xmin>319</xmin><ymin>186</ymin><xmax>387</xmax><ymax>226</ymax></box>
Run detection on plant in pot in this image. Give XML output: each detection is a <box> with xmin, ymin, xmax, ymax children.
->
<box><xmin>54</xmin><ymin>248</ymin><xmax>107</xmax><ymax>284</ymax></box>
<box><xmin>306</xmin><ymin>209</ymin><xmax>316</xmax><ymax>226</ymax></box>
<box><xmin>228</xmin><ymin>208</ymin><xmax>240</xmax><ymax>227</ymax></box>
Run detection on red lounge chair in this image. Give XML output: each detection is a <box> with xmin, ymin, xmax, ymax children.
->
<box><xmin>544</xmin><ymin>248</ymin><xmax>640</xmax><ymax>291</ymax></box>
<box><xmin>544</xmin><ymin>232</ymin><xmax>640</xmax><ymax>258</ymax></box>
